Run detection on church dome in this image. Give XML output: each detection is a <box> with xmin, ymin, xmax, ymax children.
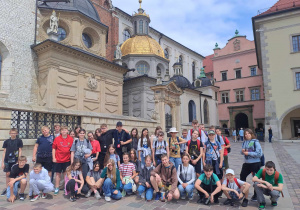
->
<box><xmin>121</xmin><ymin>35</ymin><xmax>166</xmax><ymax>59</ymax></box>
<box><xmin>170</xmin><ymin>75</ymin><xmax>194</xmax><ymax>89</ymax></box>
<box><xmin>38</xmin><ymin>0</ymin><xmax>101</xmax><ymax>23</ymax></box>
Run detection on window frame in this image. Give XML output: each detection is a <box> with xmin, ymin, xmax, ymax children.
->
<box><xmin>290</xmin><ymin>33</ymin><xmax>300</xmax><ymax>53</ymax></box>
<box><xmin>250</xmin><ymin>66</ymin><xmax>257</xmax><ymax>76</ymax></box>
<box><xmin>221</xmin><ymin>91</ymin><xmax>230</xmax><ymax>103</ymax></box>
<box><xmin>123</xmin><ymin>29</ymin><xmax>131</xmax><ymax>42</ymax></box>
<box><xmin>221</xmin><ymin>71</ymin><xmax>227</xmax><ymax>81</ymax></box>
<box><xmin>192</xmin><ymin>62</ymin><xmax>196</xmax><ymax>81</ymax></box>
<box><xmin>164</xmin><ymin>49</ymin><xmax>169</xmax><ymax>59</ymax></box>
<box><xmin>82</xmin><ymin>33</ymin><xmax>92</xmax><ymax>48</ymax></box>
<box><xmin>139</xmin><ymin>20</ymin><xmax>143</xmax><ymax>34</ymax></box>
<box><xmin>250</xmin><ymin>87</ymin><xmax>260</xmax><ymax>100</ymax></box>
<box><xmin>292</xmin><ymin>68</ymin><xmax>300</xmax><ymax>90</ymax></box>
<box><xmin>235</xmin><ymin>68</ymin><xmax>242</xmax><ymax>79</ymax></box>
<box><xmin>235</xmin><ymin>89</ymin><xmax>244</xmax><ymax>102</ymax></box>
<box><xmin>136</xmin><ymin>62</ymin><xmax>149</xmax><ymax>75</ymax></box>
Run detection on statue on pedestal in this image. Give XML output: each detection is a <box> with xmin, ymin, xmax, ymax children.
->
<box><xmin>114</xmin><ymin>43</ymin><xmax>122</xmax><ymax>60</ymax></box>
<box><xmin>49</xmin><ymin>10</ymin><xmax>59</xmax><ymax>33</ymax></box>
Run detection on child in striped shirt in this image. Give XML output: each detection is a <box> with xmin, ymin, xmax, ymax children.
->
<box><xmin>119</xmin><ymin>153</ymin><xmax>137</xmax><ymax>195</ymax></box>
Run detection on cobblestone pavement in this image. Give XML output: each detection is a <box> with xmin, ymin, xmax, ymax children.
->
<box><xmin>0</xmin><ymin>139</ymin><xmax>298</xmax><ymax>210</ymax></box>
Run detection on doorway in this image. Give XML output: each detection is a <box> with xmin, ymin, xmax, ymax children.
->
<box><xmin>235</xmin><ymin>113</ymin><xmax>249</xmax><ymax>130</ymax></box>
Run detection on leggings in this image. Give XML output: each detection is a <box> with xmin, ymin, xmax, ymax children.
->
<box><xmin>66</xmin><ymin>179</ymin><xmax>76</xmax><ymax>196</ymax></box>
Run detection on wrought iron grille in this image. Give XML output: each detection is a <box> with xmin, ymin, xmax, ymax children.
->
<box><xmin>11</xmin><ymin>111</ymin><xmax>81</xmax><ymax>139</ymax></box>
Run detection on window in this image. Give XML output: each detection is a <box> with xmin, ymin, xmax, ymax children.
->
<box><xmin>192</xmin><ymin>62</ymin><xmax>196</xmax><ymax>81</ymax></box>
<box><xmin>136</xmin><ymin>63</ymin><xmax>149</xmax><ymax>75</ymax></box>
<box><xmin>134</xmin><ymin>21</ymin><xmax>137</xmax><ymax>34</ymax></box>
<box><xmin>221</xmin><ymin>92</ymin><xmax>229</xmax><ymax>103</ymax></box>
<box><xmin>236</xmin><ymin>90</ymin><xmax>244</xmax><ymax>102</ymax></box>
<box><xmin>82</xmin><ymin>33</ymin><xmax>92</xmax><ymax>48</ymax></box>
<box><xmin>215</xmin><ymin>92</ymin><xmax>218</xmax><ymax>100</ymax></box>
<box><xmin>57</xmin><ymin>27</ymin><xmax>66</xmax><ymax>41</ymax></box>
<box><xmin>250</xmin><ymin>66</ymin><xmax>257</xmax><ymax>76</ymax></box>
<box><xmin>292</xmin><ymin>35</ymin><xmax>300</xmax><ymax>52</ymax></box>
<box><xmin>296</xmin><ymin>72</ymin><xmax>300</xmax><ymax>90</ymax></box>
<box><xmin>179</xmin><ymin>55</ymin><xmax>183</xmax><ymax>64</ymax></box>
<box><xmin>157</xmin><ymin>66</ymin><xmax>161</xmax><ymax>76</ymax></box>
<box><xmin>164</xmin><ymin>49</ymin><xmax>169</xmax><ymax>59</ymax></box>
<box><xmin>139</xmin><ymin>20</ymin><xmax>143</xmax><ymax>34</ymax></box>
<box><xmin>251</xmin><ymin>88</ymin><xmax>260</xmax><ymax>100</ymax></box>
<box><xmin>145</xmin><ymin>21</ymin><xmax>148</xmax><ymax>34</ymax></box>
<box><xmin>221</xmin><ymin>72</ymin><xmax>227</xmax><ymax>81</ymax></box>
<box><xmin>188</xmin><ymin>100</ymin><xmax>196</xmax><ymax>123</ymax></box>
<box><xmin>123</xmin><ymin>30</ymin><xmax>130</xmax><ymax>42</ymax></box>
<box><xmin>203</xmin><ymin>99</ymin><xmax>209</xmax><ymax>124</ymax></box>
<box><xmin>235</xmin><ymin>69</ymin><xmax>241</xmax><ymax>79</ymax></box>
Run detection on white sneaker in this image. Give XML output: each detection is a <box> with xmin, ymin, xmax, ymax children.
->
<box><xmin>94</xmin><ymin>191</ymin><xmax>101</xmax><ymax>200</ymax></box>
<box><xmin>30</xmin><ymin>195</ymin><xmax>40</xmax><ymax>202</ymax></box>
<box><xmin>41</xmin><ymin>193</ymin><xmax>47</xmax><ymax>199</ymax></box>
<box><xmin>105</xmin><ymin>196</ymin><xmax>111</xmax><ymax>202</ymax></box>
<box><xmin>141</xmin><ymin>192</ymin><xmax>145</xmax><ymax>199</ymax></box>
<box><xmin>85</xmin><ymin>190</ymin><xmax>92</xmax><ymax>198</ymax></box>
<box><xmin>181</xmin><ymin>196</ymin><xmax>186</xmax><ymax>200</ymax></box>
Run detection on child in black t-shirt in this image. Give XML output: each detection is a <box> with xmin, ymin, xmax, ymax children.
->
<box><xmin>6</xmin><ymin>156</ymin><xmax>29</xmax><ymax>203</ymax></box>
<box><xmin>1</xmin><ymin>128</ymin><xmax>23</xmax><ymax>196</ymax></box>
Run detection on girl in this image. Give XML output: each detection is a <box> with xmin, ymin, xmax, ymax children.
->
<box><xmin>177</xmin><ymin>153</ymin><xmax>196</xmax><ymax>200</ymax></box>
<box><xmin>69</xmin><ymin>130</ymin><xmax>76</xmax><ymax>140</ymax></box>
<box><xmin>104</xmin><ymin>144</ymin><xmax>120</xmax><ymax>169</ymax></box>
<box><xmin>130</xmin><ymin>128</ymin><xmax>139</xmax><ymax>152</ymax></box>
<box><xmin>87</xmin><ymin>132</ymin><xmax>100</xmax><ymax>162</ymax></box>
<box><xmin>186</xmin><ymin>130</ymin><xmax>203</xmax><ymax>177</ymax></box>
<box><xmin>152</xmin><ymin>131</ymin><xmax>169</xmax><ymax>166</ymax></box>
<box><xmin>138</xmin><ymin>128</ymin><xmax>152</xmax><ymax>167</ymax></box>
<box><xmin>94</xmin><ymin>128</ymin><xmax>101</xmax><ymax>139</ymax></box>
<box><xmin>85</xmin><ymin>161</ymin><xmax>102</xmax><ymax>199</ymax></box>
<box><xmin>119</xmin><ymin>153</ymin><xmax>137</xmax><ymax>195</ymax></box>
<box><xmin>232</xmin><ymin>129</ymin><xmax>237</xmax><ymax>142</ymax></box>
<box><xmin>65</xmin><ymin>159</ymin><xmax>84</xmax><ymax>202</ymax></box>
<box><xmin>150</xmin><ymin>126</ymin><xmax>162</xmax><ymax>145</ymax></box>
<box><xmin>101</xmin><ymin>159</ymin><xmax>122</xmax><ymax>201</ymax></box>
<box><xmin>74</xmin><ymin>126</ymin><xmax>82</xmax><ymax>138</ymax></box>
<box><xmin>137</xmin><ymin>155</ymin><xmax>154</xmax><ymax>201</ymax></box>
<box><xmin>129</xmin><ymin>148</ymin><xmax>141</xmax><ymax>184</ymax></box>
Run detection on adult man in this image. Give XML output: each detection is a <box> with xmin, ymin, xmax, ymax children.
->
<box><xmin>113</xmin><ymin>122</ymin><xmax>132</xmax><ymax>163</ymax></box>
<box><xmin>239</xmin><ymin>128</ymin><xmax>244</xmax><ymax>141</ymax></box>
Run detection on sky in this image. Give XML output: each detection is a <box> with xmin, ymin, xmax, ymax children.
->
<box><xmin>112</xmin><ymin>0</ymin><xmax>279</xmax><ymax>56</ymax></box>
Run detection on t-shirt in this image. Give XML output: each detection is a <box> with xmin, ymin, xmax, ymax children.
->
<box><xmin>90</xmin><ymin>140</ymin><xmax>101</xmax><ymax>154</ymax></box>
<box><xmin>131</xmin><ymin>137</ymin><xmax>139</xmax><ymax>151</ymax></box>
<box><xmin>223</xmin><ymin>136</ymin><xmax>230</xmax><ymax>156</ymax></box>
<box><xmin>222</xmin><ymin>178</ymin><xmax>245</xmax><ymax>190</ymax></box>
<box><xmin>9</xmin><ymin>163</ymin><xmax>29</xmax><ymax>178</ymax></box>
<box><xmin>70</xmin><ymin>139</ymin><xmax>93</xmax><ymax>159</ymax></box>
<box><xmin>255</xmin><ymin>169</ymin><xmax>284</xmax><ymax>187</ymax></box>
<box><xmin>70</xmin><ymin>170</ymin><xmax>82</xmax><ymax>179</ymax></box>
<box><xmin>119</xmin><ymin>162</ymin><xmax>135</xmax><ymax>177</ymax></box>
<box><xmin>2</xmin><ymin>138</ymin><xmax>23</xmax><ymax>163</ymax></box>
<box><xmin>52</xmin><ymin>135</ymin><xmax>74</xmax><ymax>163</ymax></box>
<box><xmin>169</xmin><ymin>137</ymin><xmax>185</xmax><ymax>158</ymax></box>
<box><xmin>137</xmin><ymin>138</ymin><xmax>152</xmax><ymax>157</ymax></box>
<box><xmin>110</xmin><ymin>154</ymin><xmax>120</xmax><ymax>168</ymax></box>
<box><xmin>188</xmin><ymin>140</ymin><xmax>203</xmax><ymax>159</ymax></box>
<box><xmin>204</xmin><ymin>140</ymin><xmax>222</xmax><ymax>161</ymax></box>
<box><xmin>239</xmin><ymin>130</ymin><xmax>244</xmax><ymax>136</ymax></box>
<box><xmin>97</xmin><ymin>129</ymin><xmax>114</xmax><ymax>152</ymax></box>
<box><xmin>113</xmin><ymin>130</ymin><xmax>131</xmax><ymax>151</ymax></box>
<box><xmin>87</xmin><ymin>170</ymin><xmax>101</xmax><ymax>182</ymax></box>
<box><xmin>198</xmin><ymin>173</ymin><xmax>219</xmax><ymax>185</ymax></box>
<box><xmin>36</xmin><ymin>135</ymin><xmax>54</xmax><ymax>158</ymax></box>
<box><xmin>153</xmin><ymin>140</ymin><xmax>168</xmax><ymax>155</ymax></box>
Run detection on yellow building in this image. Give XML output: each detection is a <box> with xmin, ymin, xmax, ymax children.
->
<box><xmin>253</xmin><ymin>0</ymin><xmax>300</xmax><ymax>140</ymax></box>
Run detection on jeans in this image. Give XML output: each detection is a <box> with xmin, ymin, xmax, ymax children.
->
<box><xmin>169</xmin><ymin>157</ymin><xmax>182</xmax><ymax>170</ymax></box>
<box><xmin>178</xmin><ymin>183</ymin><xmax>194</xmax><ymax>198</ymax></box>
<box><xmin>120</xmin><ymin>181</ymin><xmax>133</xmax><ymax>195</ymax></box>
<box><xmin>137</xmin><ymin>185</ymin><xmax>154</xmax><ymax>200</ymax></box>
<box><xmin>197</xmin><ymin>183</ymin><xmax>222</xmax><ymax>201</ymax></box>
<box><xmin>240</xmin><ymin>136</ymin><xmax>244</xmax><ymax>141</ymax></box>
<box><xmin>140</xmin><ymin>155</ymin><xmax>145</xmax><ymax>168</ymax></box>
<box><xmin>6</xmin><ymin>180</ymin><xmax>20</xmax><ymax>199</ymax></box>
<box><xmin>102</xmin><ymin>178</ymin><xmax>122</xmax><ymax>200</ymax></box>
<box><xmin>254</xmin><ymin>182</ymin><xmax>280</xmax><ymax>203</ymax></box>
<box><xmin>269</xmin><ymin>134</ymin><xmax>272</xmax><ymax>143</ymax></box>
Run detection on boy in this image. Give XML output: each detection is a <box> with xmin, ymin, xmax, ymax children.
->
<box><xmin>6</xmin><ymin>156</ymin><xmax>29</xmax><ymax>202</ymax></box>
<box><xmin>152</xmin><ymin>131</ymin><xmax>169</xmax><ymax>166</ymax></box>
<box><xmin>180</xmin><ymin>129</ymin><xmax>188</xmax><ymax>156</ymax></box>
<box><xmin>113</xmin><ymin>121</ymin><xmax>132</xmax><ymax>163</ymax></box>
<box><xmin>222</xmin><ymin>169</ymin><xmax>250</xmax><ymax>207</ymax></box>
<box><xmin>54</xmin><ymin>123</ymin><xmax>61</xmax><ymax>138</ymax></box>
<box><xmin>186</xmin><ymin>120</ymin><xmax>207</xmax><ymax>143</ymax></box>
<box><xmin>195</xmin><ymin>164</ymin><xmax>222</xmax><ymax>205</ymax></box>
<box><xmin>97</xmin><ymin>123</ymin><xmax>115</xmax><ymax>169</ymax></box>
<box><xmin>29</xmin><ymin>163</ymin><xmax>54</xmax><ymax>201</ymax></box>
<box><xmin>1</xmin><ymin>128</ymin><xmax>23</xmax><ymax>196</ymax></box>
<box><xmin>32</xmin><ymin>126</ymin><xmax>54</xmax><ymax>177</ymax></box>
<box><xmin>253</xmin><ymin>161</ymin><xmax>283</xmax><ymax>210</ymax></box>
<box><xmin>168</xmin><ymin>127</ymin><xmax>187</xmax><ymax>170</ymax></box>
<box><xmin>215</xmin><ymin>128</ymin><xmax>230</xmax><ymax>170</ymax></box>
<box><xmin>52</xmin><ymin>126</ymin><xmax>74</xmax><ymax>195</ymax></box>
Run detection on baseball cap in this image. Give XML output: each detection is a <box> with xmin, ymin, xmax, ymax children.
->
<box><xmin>226</xmin><ymin>169</ymin><xmax>235</xmax><ymax>175</ymax></box>
<box><xmin>207</xmin><ymin>130</ymin><xmax>215</xmax><ymax>135</ymax></box>
<box><xmin>116</xmin><ymin>121</ymin><xmax>123</xmax><ymax>127</ymax></box>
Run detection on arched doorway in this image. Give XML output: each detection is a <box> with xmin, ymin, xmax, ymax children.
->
<box><xmin>279</xmin><ymin>106</ymin><xmax>300</xmax><ymax>139</ymax></box>
<box><xmin>235</xmin><ymin>113</ymin><xmax>248</xmax><ymax>130</ymax></box>
<box><xmin>165</xmin><ymin>104</ymin><xmax>172</xmax><ymax>137</ymax></box>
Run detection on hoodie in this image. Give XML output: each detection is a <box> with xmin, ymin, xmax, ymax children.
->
<box><xmin>241</xmin><ymin>139</ymin><xmax>262</xmax><ymax>163</ymax></box>
<box><xmin>139</xmin><ymin>166</ymin><xmax>154</xmax><ymax>187</ymax></box>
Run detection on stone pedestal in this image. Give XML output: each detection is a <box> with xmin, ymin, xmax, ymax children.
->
<box><xmin>47</xmin><ymin>30</ymin><xmax>59</xmax><ymax>42</ymax></box>
<box><xmin>114</xmin><ymin>58</ymin><xmax>122</xmax><ymax>65</ymax></box>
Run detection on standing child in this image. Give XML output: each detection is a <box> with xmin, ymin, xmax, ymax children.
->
<box><xmin>138</xmin><ymin>128</ymin><xmax>152</xmax><ymax>168</ymax></box>
<box><xmin>152</xmin><ymin>131</ymin><xmax>169</xmax><ymax>167</ymax></box>
<box><xmin>129</xmin><ymin>148</ymin><xmax>141</xmax><ymax>184</ymax></box>
<box><xmin>130</xmin><ymin>128</ymin><xmax>139</xmax><ymax>152</ymax></box>
<box><xmin>168</xmin><ymin>127</ymin><xmax>187</xmax><ymax>170</ymax></box>
<box><xmin>137</xmin><ymin>155</ymin><xmax>154</xmax><ymax>201</ymax></box>
<box><xmin>232</xmin><ymin>129</ymin><xmax>237</xmax><ymax>142</ymax></box>
<box><xmin>87</xmin><ymin>132</ymin><xmax>100</xmax><ymax>162</ymax></box>
<box><xmin>54</xmin><ymin>124</ymin><xmax>61</xmax><ymax>138</ymax></box>
<box><xmin>104</xmin><ymin>144</ymin><xmax>120</xmax><ymax>169</ymax></box>
<box><xmin>186</xmin><ymin>130</ymin><xmax>203</xmax><ymax>178</ymax></box>
<box><xmin>180</xmin><ymin>129</ymin><xmax>188</xmax><ymax>156</ymax></box>
<box><xmin>1</xmin><ymin>128</ymin><xmax>23</xmax><ymax>196</ymax></box>
<box><xmin>119</xmin><ymin>153</ymin><xmax>137</xmax><ymax>196</ymax></box>
<box><xmin>65</xmin><ymin>159</ymin><xmax>84</xmax><ymax>202</ymax></box>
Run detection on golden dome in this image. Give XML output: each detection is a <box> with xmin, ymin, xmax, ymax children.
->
<box><xmin>121</xmin><ymin>35</ymin><xmax>166</xmax><ymax>59</ymax></box>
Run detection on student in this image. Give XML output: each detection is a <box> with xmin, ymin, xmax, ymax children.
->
<box><xmin>253</xmin><ymin>161</ymin><xmax>283</xmax><ymax>210</ymax></box>
<box><xmin>240</xmin><ymin>128</ymin><xmax>262</xmax><ymax>202</ymax></box>
<box><xmin>52</xmin><ymin>126</ymin><xmax>74</xmax><ymax>195</ymax></box>
<box><xmin>94</xmin><ymin>128</ymin><xmax>101</xmax><ymax>139</ymax></box>
<box><xmin>180</xmin><ymin>129</ymin><xmax>188</xmax><ymax>156</ymax></box>
<box><xmin>1</xmin><ymin>128</ymin><xmax>23</xmax><ymax>196</ymax></box>
<box><xmin>69</xmin><ymin>130</ymin><xmax>76</xmax><ymax>140</ymax></box>
<box><xmin>85</xmin><ymin>161</ymin><xmax>102</xmax><ymax>199</ymax></box>
<box><xmin>186</xmin><ymin>130</ymin><xmax>203</xmax><ymax>177</ymax></box>
<box><xmin>129</xmin><ymin>148</ymin><xmax>141</xmax><ymax>184</ymax></box>
<box><xmin>239</xmin><ymin>128</ymin><xmax>244</xmax><ymax>141</ymax></box>
<box><xmin>103</xmin><ymin>144</ymin><xmax>120</xmax><ymax>169</ymax></box>
<box><xmin>74</xmin><ymin>126</ymin><xmax>82</xmax><ymax>138</ymax></box>
<box><xmin>101</xmin><ymin>159</ymin><xmax>122</xmax><ymax>201</ymax></box>
<box><xmin>6</xmin><ymin>156</ymin><xmax>29</xmax><ymax>203</ymax></box>
<box><xmin>152</xmin><ymin>131</ymin><xmax>169</xmax><ymax>167</ymax></box>
<box><xmin>137</xmin><ymin>155</ymin><xmax>154</xmax><ymax>201</ymax></box>
<box><xmin>113</xmin><ymin>121</ymin><xmax>132</xmax><ymax>162</ymax></box>
<box><xmin>65</xmin><ymin>159</ymin><xmax>84</xmax><ymax>202</ymax></box>
<box><xmin>87</xmin><ymin>132</ymin><xmax>100</xmax><ymax>162</ymax></box>
<box><xmin>97</xmin><ymin>124</ymin><xmax>114</xmax><ymax>169</ymax></box>
<box><xmin>54</xmin><ymin>123</ymin><xmax>61</xmax><ymax>138</ymax></box>
<box><xmin>150</xmin><ymin>154</ymin><xmax>180</xmax><ymax>201</ymax></box>
<box><xmin>32</xmin><ymin>126</ymin><xmax>54</xmax><ymax>177</ymax></box>
<box><xmin>195</xmin><ymin>164</ymin><xmax>222</xmax><ymax>205</ymax></box>
<box><xmin>138</xmin><ymin>128</ymin><xmax>152</xmax><ymax>167</ymax></box>
<box><xmin>150</xmin><ymin>126</ymin><xmax>163</xmax><ymax>145</ymax></box>
<box><xmin>215</xmin><ymin>129</ymin><xmax>231</xmax><ymax>170</ymax></box>
<box><xmin>168</xmin><ymin>127</ymin><xmax>186</xmax><ymax>170</ymax></box>
<box><xmin>177</xmin><ymin>153</ymin><xmax>195</xmax><ymax>200</ymax></box>
<box><xmin>186</xmin><ymin>120</ymin><xmax>207</xmax><ymax>143</ymax></box>
<box><xmin>203</xmin><ymin>130</ymin><xmax>223</xmax><ymax>180</ymax></box>
<box><xmin>119</xmin><ymin>153</ymin><xmax>137</xmax><ymax>195</ymax></box>
<box><xmin>222</xmin><ymin>169</ymin><xmax>250</xmax><ymax>207</ymax></box>
<box><xmin>130</xmin><ymin>128</ymin><xmax>139</xmax><ymax>152</ymax></box>
<box><xmin>29</xmin><ymin>163</ymin><xmax>54</xmax><ymax>202</ymax></box>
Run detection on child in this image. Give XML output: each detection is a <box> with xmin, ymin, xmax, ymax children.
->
<box><xmin>52</xmin><ymin>126</ymin><xmax>74</xmax><ymax>195</ymax></box>
<box><xmin>222</xmin><ymin>169</ymin><xmax>250</xmax><ymax>207</ymax></box>
<box><xmin>138</xmin><ymin>128</ymin><xmax>152</xmax><ymax>168</ymax></box>
<box><xmin>137</xmin><ymin>155</ymin><xmax>154</xmax><ymax>201</ymax></box>
<box><xmin>85</xmin><ymin>161</ymin><xmax>102</xmax><ymax>199</ymax></box>
<box><xmin>253</xmin><ymin>161</ymin><xmax>283</xmax><ymax>210</ymax></box>
<box><xmin>119</xmin><ymin>152</ymin><xmax>137</xmax><ymax>195</ymax></box>
<box><xmin>104</xmin><ymin>144</ymin><xmax>120</xmax><ymax>169</ymax></box>
<box><xmin>177</xmin><ymin>153</ymin><xmax>195</xmax><ymax>200</ymax></box>
<box><xmin>195</xmin><ymin>164</ymin><xmax>222</xmax><ymax>205</ymax></box>
<box><xmin>29</xmin><ymin>163</ymin><xmax>54</xmax><ymax>201</ymax></box>
<box><xmin>32</xmin><ymin>126</ymin><xmax>54</xmax><ymax>177</ymax></box>
<box><xmin>187</xmin><ymin>120</ymin><xmax>207</xmax><ymax>143</ymax></box>
<box><xmin>150</xmin><ymin>126</ymin><xmax>163</xmax><ymax>145</ymax></box>
<box><xmin>130</xmin><ymin>128</ymin><xmax>139</xmax><ymax>152</ymax></box>
<box><xmin>65</xmin><ymin>159</ymin><xmax>84</xmax><ymax>202</ymax></box>
<box><xmin>129</xmin><ymin>148</ymin><xmax>141</xmax><ymax>184</ymax></box>
<box><xmin>6</xmin><ymin>156</ymin><xmax>29</xmax><ymax>203</ymax></box>
<box><xmin>1</xmin><ymin>128</ymin><xmax>23</xmax><ymax>196</ymax></box>
<box><xmin>152</xmin><ymin>131</ymin><xmax>169</xmax><ymax>167</ymax></box>
<box><xmin>186</xmin><ymin>130</ymin><xmax>203</xmax><ymax>177</ymax></box>
<box><xmin>180</xmin><ymin>129</ymin><xmax>188</xmax><ymax>156</ymax></box>
<box><xmin>54</xmin><ymin>123</ymin><xmax>61</xmax><ymax>138</ymax></box>
<box><xmin>87</xmin><ymin>132</ymin><xmax>100</xmax><ymax>162</ymax></box>
<box><xmin>168</xmin><ymin>127</ymin><xmax>187</xmax><ymax>170</ymax></box>
<box><xmin>69</xmin><ymin>130</ymin><xmax>76</xmax><ymax>140</ymax></box>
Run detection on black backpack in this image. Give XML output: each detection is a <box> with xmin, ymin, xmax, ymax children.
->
<box><xmin>154</xmin><ymin>140</ymin><xmax>167</xmax><ymax>154</ymax></box>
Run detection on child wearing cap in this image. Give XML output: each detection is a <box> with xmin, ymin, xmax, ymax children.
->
<box><xmin>222</xmin><ymin>169</ymin><xmax>250</xmax><ymax>207</ymax></box>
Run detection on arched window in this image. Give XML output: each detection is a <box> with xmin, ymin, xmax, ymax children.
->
<box><xmin>204</xmin><ymin>99</ymin><xmax>209</xmax><ymax>124</ymax></box>
<box><xmin>123</xmin><ymin>29</ymin><xmax>131</xmax><ymax>42</ymax></box>
<box><xmin>145</xmin><ymin>21</ymin><xmax>148</xmax><ymax>34</ymax></box>
<box><xmin>164</xmin><ymin>49</ymin><xmax>169</xmax><ymax>59</ymax></box>
<box><xmin>136</xmin><ymin>62</ymin><xmax>149</xmax><ymax>75</ymax></box>
<box><xmin>157</xmin><ymin>66</ymin><xmax>161</xmax><ymax>76</ymax></box>
<box><xmin>82</xmin><ymin>33</ymin><xmax>92</xmax><ymax>48</ymax></box>
<box><xmin>179</xmin><ymin>55</ymin><xmax>183</xmax><ymax>64</ymax></box>
<box><xmin>192</xmin><ymin>62</ymin><xmax>196</xmax><ymax>81</ymax></box>
<box><xmin>188</xmin><ymin>100</ymin><xmax>196</xmax><ymax>123</ymax></box>
<box><xmin>139</xmin><ymin>20</ymin><xmax>143</xmax><ymax>34</ymax></box>
<box><xmin>134</xmin><ymin>21</ymin><xmax>137</xmax><ymax>34</ymax></box>
<box><xmin>57</xmin><ymin>27</ymin><xmax>67</xmax><ymax>41</ymax></box>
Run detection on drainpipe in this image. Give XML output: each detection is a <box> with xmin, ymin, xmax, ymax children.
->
<box><xmin>199</xmin><ymin>93</ymin><xmax>202</xmax><ymax>123</ymax></box>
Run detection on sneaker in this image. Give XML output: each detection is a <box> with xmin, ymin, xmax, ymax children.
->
<box><xmin>0</xmin><ymin>188</ymin><xmax>7</xmax><ymax>196</ymax></box>
<box><xmin>271</xmin><ymin>201</ymin><xmax>278</xmax><ymax>206</ymax></box>
<box><xmin>241</xmin><ymin>198</ymin><xmax>248</xmax><ymax>207</ymax></box>
<box><xmin>41</xmin><ymin>193</ymin><xmax>47</xmax><ymax>199</ymax></box>
<box><xmin>155</xmin><ymin>192</ymin><xmax>161</xmax><ymax>200</ymax></box>
<box><xmin>197</xmin><ymin>197</ymin><xmax>204</xmax><ymax>203</ymax></box>
<box><xmin>251</xmin><ymin>194</ymin><xmax>257</xmax><ymax>202</ymax></box>
<box><xmin>94</xmin><ymin>191</ymin><xmax>101</xmax><ymax>200</ymax></box>
<box><xmin>224</xmin><ymin>198</ymin><xmax>232</xmax><ymax>205</ymax></box>
<box><xmin>85</xmin><ymin>190</ymin><xmax>92</xmax><ymax>198</ymax></box>
<box><xmin>105</xmin><ymin>196</ymin><xmax>111</xmax><ymax>202</ymax></box>
<box><xmin>258</xmin><ymin>203</ymin><xmax>265</xmax><ymax>210</ymax></box>
<box><xmin>141</xmin><ymin>192</ymin><xmax>145</xmax><ymax>199</ymax></box>
<box><xmin>54</xmin><ymin>188</ymin><xmax>59</xmax><ymax>196</ymax></box>
<box><xmin>30</xmin><ymin>195</ymin><xmax>40</xmax><ymax>202</ymax></box>
<box><xmin>19</xmin><ymin>193</ymin><xmax>25</xmax><ymax>201</ymax></box>
<box><xmin>69</xmin><ymin>196</ymin><xmax>76</xmax><ymax>202</ymax></box>
<box><xmin>180</xmin><ymin>196</ymin><xmax>186</xmax><ymax>200</ymax></box>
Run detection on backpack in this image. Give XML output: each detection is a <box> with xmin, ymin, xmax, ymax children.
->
<box><xmin>155</xmin><ymin>140</ymin><xmax>167</xmax><ymax>155</ymax></box>
<box><xmin>190</xmin><ymin>129</ymin><xmax>202</xmax><ymax>141</ymax></box>
<box><xmin>226</xmin><ymin>178</ymin><xmax>240</xmax><ymax>188</ymax></box>
<box><xmin>222</xmin><ymin>136</ymin><xmax>231</xmax><ymax>153</ymax></box>
<box><xmin>75</xmin><ymin>139</ymin><xmax>90</xmax><ymax>146</ymax></box>
<box><xmin>262</xmin><ymin>169</ymin><xmax>284</xmax><ymax>197</ymax></box>
<box><xmin>158</xmin><ymin>163</ymin><xmax>175</xmax><ymax>181</ymax></box>
<box><xmin>187</xmin><ymin>140</ymin><xmax>201</xmax><ymax>156</ymax></box>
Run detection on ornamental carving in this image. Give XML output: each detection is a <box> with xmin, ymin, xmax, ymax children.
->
<box><xmin>233</xmin><ymin>39</ymin><xmax>240</xmax><ymax>51</ymax></box>
<box><xmin>87</xmin><ymin>74</ymin><xmax>98</xmax><ymax>90</ymax></box>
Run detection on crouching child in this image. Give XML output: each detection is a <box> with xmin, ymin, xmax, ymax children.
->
<box><xmin>137</xmin><ymin>155</ymin><xmax>154</xmax><ymax>201</ymax></box>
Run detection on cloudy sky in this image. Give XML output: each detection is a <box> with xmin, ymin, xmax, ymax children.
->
<box><xmin>112</xmin><ymin>0</ymin><xmax>278</xmax><ymax>56</ymax></box>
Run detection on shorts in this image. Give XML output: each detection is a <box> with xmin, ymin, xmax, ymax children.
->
<box><xmin>229</xmin><ymin>190</ymin><xmax>242</xmax><ymax>200</ymax></box>
<box><xmin>190</xmin><ymin>159</ymin><xmax>202</xmax><ymax>174</ymax></box>
<box><xmin>53</xmin><ymin>162</ymin><xmax>70</xmax><ymax>173</ymax></box>
<box><xmin>224</xmin><ymin>155</ymin><xmax>229</xmax><ymax>169</ymax></box>
<box><xmin>36</xmin><ymin>157</ymin><xmax>53</xmax><ymax>172</ymax></box>
<box><xmin>3</xmin><ymin>162</ymin><xmax>17</xmax><ymax>173</ymax></box>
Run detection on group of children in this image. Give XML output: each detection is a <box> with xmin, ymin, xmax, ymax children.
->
<box><xmin>0</xmin><ymin>120</ymin><xmax>284</xmax><ymax>210</ymax></box>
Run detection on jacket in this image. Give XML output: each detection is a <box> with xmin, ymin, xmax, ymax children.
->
<box><xmin>139</xmin><ymin>166</ymin><xmax>154</xmax><ymax>187</ymax></box>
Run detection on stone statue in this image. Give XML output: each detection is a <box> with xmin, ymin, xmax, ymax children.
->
<box><xmin>114</xmin><ymin>43</ymin><xmax>122</xmax><ymax>59</ymax></box>
<box><xmin>151</xmin><ymin>110</ymin><xmax>160</xmax><ymax>121</ymax></box>
<box><xmin>49</xmin><ymin>10</ymin><xmax>59</xmax><ymax>34</ymax></box>
<box><xmin>87</xmin><ymin>74</ymin><xmax>98</xmax><ymax>90</ymax></box>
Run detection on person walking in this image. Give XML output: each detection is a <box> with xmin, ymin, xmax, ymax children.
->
<box><xmin>268</xmin><ymin>127</ymin><xmax>273</xmax><ymax>143</ymax></box>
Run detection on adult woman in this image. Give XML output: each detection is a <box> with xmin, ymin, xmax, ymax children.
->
<box><xmin>85</xmin><ymin>161</ymin><xmax>102</xmax><ymax>199</ymax></box>
<box><xmin>138</xmin><ymin>128</ymin><xmax>152</xmax><ymax>167</ymax></box>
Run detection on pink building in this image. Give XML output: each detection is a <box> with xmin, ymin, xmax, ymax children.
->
<box><xmin>207</xmin><ymin>31</ymin><xmax>265</xmax><ymax>131</ymax></box>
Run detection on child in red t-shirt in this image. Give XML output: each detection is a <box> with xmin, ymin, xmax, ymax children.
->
<box><xmin>87</xmin><ymin>132</ymin><xmax>101</xmax><ymax>162</ymax></box>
